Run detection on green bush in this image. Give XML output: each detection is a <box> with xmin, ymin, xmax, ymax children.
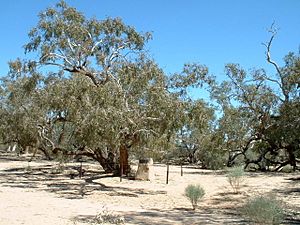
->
<box><xmin>226</xmin><ymin>166</ymin><xmax>245</xmax><ymax>193</ymax></box>
<box><xmin>184</xmin><ymin>184</ymin><xmax>205</xmax><ymax>210</ymax></box>
<box><xmin>241</xmin><ymin>195</ymin><xmax>284</xmax><ymax>225</ymax></box>
<box><xmin>198</xmin><ymin>150</ymin><xmax>227</xmax><ymax>170</ymax></box>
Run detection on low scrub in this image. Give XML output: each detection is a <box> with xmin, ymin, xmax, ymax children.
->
<box><xmin>184</xmin><ymin>184</ymin><xmax>205</xmax><ymax>210</ymax></box>
<box><xmin>241</xmin><ymin>195</ymin><xmax>284</xmax><ymax>225</ymax></box>
<box><xmin>226</xmin><ymin>166</ymin><xmax>245</xmax><ymax>193</ymax></box>
<box><xmin>93</xmin><ymin>208</ymin><xmax>125</xmax><ymax>225</ymax></box>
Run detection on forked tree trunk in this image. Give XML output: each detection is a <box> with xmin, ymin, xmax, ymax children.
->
<box><xmin>93</xmin><ymin>151</ymin><xmax>118</xmax><ymax>174</ymax></box>
<box><xmin>77</xmin><ymin>146</ymin><xmax>130</xmax><ymax>176</ymax></box>
<box><xmin>90</xmin><ymin>147</ymin><xmax>130</xmax><ymax>175</ymax></box>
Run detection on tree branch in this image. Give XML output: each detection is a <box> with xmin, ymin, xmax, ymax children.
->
<box><xmin>37</xmin><ymin>125</ymin><xmax>55</xmax><ymax>150</ymax></box>
<box><xmin>91</xmin><ymin>40</ymin><xmax>103</xmax><ymax>53</ymax></box>
<box><xmin>40</xmin><ymin>52</ymin><xmax>73</xmax><ymax>67</ymax></box>
<box><xmin>262</xmin><ymin>24</ymin><xmax>289</xmax><ymax>101</ymax></box>
<box><xmin>263</xmin><ymin>28</ymin><xmax>282</xmax><ymax>77</ymax></box>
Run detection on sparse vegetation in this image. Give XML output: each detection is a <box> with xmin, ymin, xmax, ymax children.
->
<box><xmin>50</xmin><ymin>162</ymin><xmax>65</xmax><ymax>174</ymax></box>
<box><xmin>241</xmin><ymin>195</ymin><xmax>285</xmax><ymax>225</ymax></box>
<box><xmin>25</xmin><ymin>162</ymin><xmax>32</xmax><ymax>173</ymax></box>
<box><xmin>0</xmin><ymin>153</ymin><xmax>299</xmax><ymax>224</ymax></box>
<box><xmin>184</xmin><ymin>184</ymin><xmax>205</xmax><ymax>210</ymax></box>
<box><xmin>92</xmin><ymin>208</ymin><xmax>125</xmax><ymax>225</ymax></box>
<box><xmin>226</xmin><ymin>166</ymin><xmax>245</xmax><ymax>193</ymax></box>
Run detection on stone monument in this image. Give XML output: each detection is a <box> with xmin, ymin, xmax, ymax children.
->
<box><xmin>135</xmin><ymin>158</ymin><xmax>154</xmax><ymax>181</ymax></box>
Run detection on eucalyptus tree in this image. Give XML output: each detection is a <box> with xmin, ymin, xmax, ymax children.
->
<box><xmin>260</xmin><ymin>28</ymin><xmax>300</xmax><ymax>170</ymax></box>
<box><xmin>0</xmin><ymin>66</ymin><xmax>50</xmax><ymax>157</ymax></box>
<box><xmin>1</xmin><ymin>1</ymin><xmax>184</xmax><ymax>174</ymax></box>
<box><xmin>207</xmin><ymin>28</ymin><xmax>300</xmax><ymax>171</ymax></box>
<box><xmin>210</xmin><ymin>65</ymin><xmax>278</xmax><ymax>169</ymax></box>
<box><xmin>172</xmin><ymin>100</ymin><xmax>218</xmax><ymax>166</ymax></box>
<box><xmin>165</xmin><ymin>64</ymin><xmax>219</xmax><ymax>167</ymax></box>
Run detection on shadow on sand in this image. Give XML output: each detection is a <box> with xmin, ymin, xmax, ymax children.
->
<box><xmin>74</xmin><ymin>207</ymin><xmax>248</xmax><ymax>225</ymax></box>
<box><xmin>1</xmin><ymin>153</ymin><xmax>299</xmax><ymax>224</ymax></box>
<box><xmin>0</xmin><ymin>154</ymin><xmax>167</xmax><ymax>200</ymax></box>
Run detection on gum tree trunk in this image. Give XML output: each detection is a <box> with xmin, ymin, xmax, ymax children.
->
<box><xmin>119</xmin><ymin>144</ymin><xmax>130</xmax><ymax>175</ymax></box>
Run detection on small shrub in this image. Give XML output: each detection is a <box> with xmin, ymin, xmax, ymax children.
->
<box><xmin>241</xmin><ymin>195</ymin><xmax>284</xmax><ymax>225</ymax></box>
<box><xmin>184</xmin><ymin>184</ymin><xmax>205</xmax><ymax>210</ymax></box>
<box><xmin>92</xmin><ymin>207</ymin><xmax>125</xmax><ymax>224</ymax></box>
<box><xmin>25</xmin><ymin>162</ymin><xmax>32</xmax><ymax>172</ymax></box>
<box><xmin>226</xmin><ymin>166</ymin><xmax>245</xmax><ymax>193</ymax></box>
<box><xmin>50</xmin><ymin>163</ymin><xmax>65</xmax><ymax>174</ymax></box>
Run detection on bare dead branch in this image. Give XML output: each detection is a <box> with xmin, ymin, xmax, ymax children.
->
<box><xmin>263</xmin><ymin>29</ymin><xmax>282</xmax><ymax>77</ymax></box>
<box><xmin>263</xmin><ymin>25</ymin><xmax>291</xmax><ymax>102</ymax></box>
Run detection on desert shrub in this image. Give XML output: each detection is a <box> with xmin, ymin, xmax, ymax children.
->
<box><xmin>226</xmin><ymin>166</ymin><xmax>245</xmax><ymax>193</ymax></box>
<box><xmin>50</xmin><ymin>163</ymin><xmax>65</xmax><ymax>174</ymax></box>
<box><xmin>92</xmin><ymin>208</ymin><xmax>125</xmax><ymax>224</ymax></box>
<box><xmin>25</xmin><ymin>162</ymin><xmax>32</xmax><ymax>172</ymax></box>
<box><xmin>241</xmin><ymin>195</ymin><xmax>284</xmax><ymax>225</ymax></box>
<box><xmin>184</xmin><ymin>184</ymin><xmax>205</xmax><ymax>210</ymax></box>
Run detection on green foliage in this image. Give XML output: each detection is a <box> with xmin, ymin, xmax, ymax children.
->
<box><xmin>170</xmin><ymin>100</ymin><xmax>217</xmax><ymax>166</ymax></box>
<box><xmin>169</xmin><ymin>63</ymin><xmax>210</xmax><ymax>93</ymax></box>
<box><xmin>1</xmin><ymin>1</ymin><xmax>299</xmax><ymax>175</ymax></box>
<box><xmin>200</xmin><ymin>150</ymin><xmax>226</xmax><ymax>170</ymax></box>
<box><xmin>0</xmin><ymin>1</ymin><xmax>215</xmax><ymax>173</ymax></box>
<box><xmin>184</xmin><ymin>184</ymin><xmax>205</xmax><ymax>210</ymax></box>
<box><xmin>208</xmin><ymin>48</ymin><xmax>300</xmax><ymax>171</ymax></box>
<box><xmin>226</xmin><ymin>166</ymin><xmax>245</xmax><ymax>193</ymax></box>
<box><xmin>241</xmin><ymin>195</ymin><xmax>284</xmax><ymax>225</ymax></box>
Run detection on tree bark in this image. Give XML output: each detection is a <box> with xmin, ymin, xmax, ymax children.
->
<box><xmin>119</xmin><ymin>144</ymin><xmax>130</xmax><ymax>175</ymax></box>
<box><xmin>93</xmin><ymin>151</ymin><xmax>118</xmax><ymax>174</ymax></box>
<box><xmin>286</xmin><ymin>145</ymin><xmax>297</xmax><ymax>171</ymax></box>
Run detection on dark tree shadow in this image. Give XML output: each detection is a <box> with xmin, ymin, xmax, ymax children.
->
<box><xmin>74</xmin><ymin>207</ymin><xmax>249</xmax><ymax>225</ymax></box>
<box><xmin>286</xmin><ymin>176</ymin><xmax>300</xmax><ymax>181</ymax></box>
<box><xmin>270</xmin><ymin>178</ymin><xmax>300</xmax><ymax>224</ymax></box>
<box><xmin>1</xmin><ymin>153</ymin><xmax>299</xmax><ymax>224</ymax></box>
<box><xmin>0</xmin><ymin>154</ymin><xmax>167</xmax><ymax>200</ymax></box>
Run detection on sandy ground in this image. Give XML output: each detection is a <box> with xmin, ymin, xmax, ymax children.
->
<box><xmin>0</xmin><ymin>152</ymin><xmax>299</xmax><ymax>225</ymax></box>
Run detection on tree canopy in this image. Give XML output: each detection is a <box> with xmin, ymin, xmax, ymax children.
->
<box><xmin>0</xmin><ymin>1</ymin><xmax>299</xmax><ymax>173</ymax></box>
